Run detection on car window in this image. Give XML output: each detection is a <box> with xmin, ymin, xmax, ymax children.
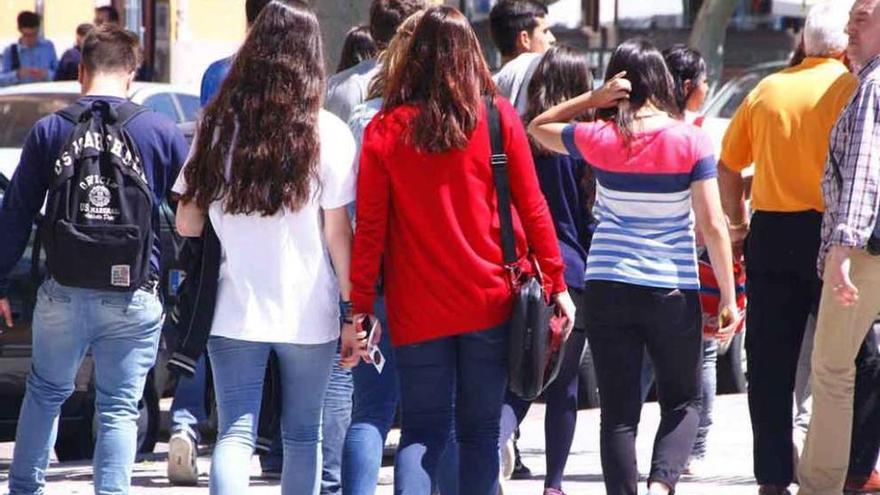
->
<box><xmin>716</xmin><ymin>73</ymin><xmax>765</xmax><ymax>119</ymax></box>
<box><xmin>0</xmin><ymin>94</ymin><xmax>78</xmax><ymax>148</ymax></box>
<box><xmin>703</xmin><ymin>63</ymin><xmax>787</xmax><ymax>120</ymax></box>
<box><xmin>175</xmin><ymin>94</ymin><xmax>200</xmax><ymax>122</ymax></box>
<box><xmin>142</xmin><ymin>93</ymin><xmax>180</xmax><ymax>122</ymax></box>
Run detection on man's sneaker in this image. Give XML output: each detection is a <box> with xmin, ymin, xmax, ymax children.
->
<box><xmin>167</xmin><ymin>431</ymin><xmax>199</xmax><ymax>486</ymax></box>
<box><xmin>846</xmin><ymin>469</ymin><xmax>880</xmax><ymax>493</ymax></box>
<box><xmin>544</xmin><ymin>488</ymin><xmax>566</xmax><ymax>495</ymax></box>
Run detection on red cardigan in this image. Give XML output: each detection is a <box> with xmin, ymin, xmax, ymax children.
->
<box><xmin>351</xmin><ymin>97</ymin><xmax>566</xmax><ymax>346</ymax></box>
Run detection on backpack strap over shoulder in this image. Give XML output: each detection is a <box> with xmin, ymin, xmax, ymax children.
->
<box><xmin>114</xmin><ymin>101</ymin><xmax>149</xmax><ymax>126</ymax></box>
<box><xmin>56</xmin><ymin>102</ymin><xmax>90</xmax><ymax>124</ymax></box>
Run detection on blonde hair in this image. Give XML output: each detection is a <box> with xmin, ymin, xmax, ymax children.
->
<box><xmin>367</xmin><ymin>10</ymin><xmax>425</xmax><ymax>100</ymax></box>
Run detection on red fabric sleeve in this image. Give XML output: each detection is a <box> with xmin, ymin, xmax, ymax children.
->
<box><xmin>496</xmin><ymin>97</ymin><xmax>567</xmax><ymax>294</ymax></box>
<box><xmin>350</xmin><ymin>121</ymin><xmax>390</xmax><ymax>315</ymax></box>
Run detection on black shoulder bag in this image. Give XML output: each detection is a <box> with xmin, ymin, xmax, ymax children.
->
<box><xmin>486</xmin><ymin>97</ymin><xmax>566</xmax><ymax>401</ymax></box>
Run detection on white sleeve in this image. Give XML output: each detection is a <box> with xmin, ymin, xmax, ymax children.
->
<box><xmin>319</xmin><ymin>112</ymin><xmax>357</xmax><ymax>210</ymax></box>
<box><xmin>171</xmin><ymin>127</ymin><xmax>202</xmax><ymax>195</ymax></box>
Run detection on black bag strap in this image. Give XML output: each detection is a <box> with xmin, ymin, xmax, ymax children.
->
<box><xmin>56</xmin><ymin>102</ymin><xmax>89</xmax><ymax>124</ymax></box>
<box><xmin>56</xmin><ymin>100</ymin><xmax>147</xmax><ymax>126</ymax></box>
<box><xmin>10</xmin><ymin>44</ymin><xmax>20</xmax><ymax>72</ymax></box>
<box><xmin>486</xmin><ymin>96</ymin><xmax>518</xmax><ymax>266</ymax></box>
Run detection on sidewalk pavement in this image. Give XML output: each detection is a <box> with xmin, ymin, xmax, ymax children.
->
<box><xmin>0</xmin><ymin>394</ymin><xmax>779</xmax><ymax>494</ymax></box>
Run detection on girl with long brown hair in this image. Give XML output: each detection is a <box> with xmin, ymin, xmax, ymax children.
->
<box><xmin>349</xmin><ymin>6</ymin><xmax>573</xmax><ymax>494</ymax></box>
<box><xmin>173</xmin><ymin>1</ymin><xmax>361</xmax><ymax>493</ymax></box>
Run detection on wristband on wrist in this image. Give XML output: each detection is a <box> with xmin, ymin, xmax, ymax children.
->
<box><xmin>339</xmin><ymin>300</ymin><xmax>353</xmax><ymax>324</ymax></box>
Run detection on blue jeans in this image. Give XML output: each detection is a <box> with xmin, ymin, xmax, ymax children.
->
<box><xmin>321</xmin><ymin>351</ymin><xmax>354</xmax><ymax>495</ymax></box>
<box><xmin>170</xmin><ymin>354</ymin><xmax>208</xmax><ymax>441</ymax></box>
<box><xmin>256</xmin><ymin>349</ymin><xmax>354</xmax><ymax>488</ymax></box>
<box><xmin>640</xmin><ymin>338</ymin><xmax>718</xmax><ymax>459</ymax></box>
<box><xmin>208</xmin><ymin>336</ymin><xmax>336</xmax><ymax>495</ymax></box>
<box><xmin>342</xmin><ymin>298</ymin><xmax>459</xmax><ymax>495</ymax></box>
<box><xmin>342</xmin><ymin>299</ymin><xmax>398</xmax><ymax>495</ymax></box>
<box><xmin>9</xmin><ymin>279</ymin><xmax>163</xmax><ymax>495</ymax></box>
<box><xmin>394</xmin><ymin>322</ymin><xmax>509</xmax><ymax>495</ymax></box>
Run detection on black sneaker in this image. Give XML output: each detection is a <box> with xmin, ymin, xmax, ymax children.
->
<box><xmin>511</xmin><ymin>450</ymin><xmax>532</xmax><ymax>480</ymax></box>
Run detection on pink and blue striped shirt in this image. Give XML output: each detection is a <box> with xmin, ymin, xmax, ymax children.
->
<box><xmin>562</xmin><ymin>120</ymin><xmax>717</xmax><ymax>290</ymax></box>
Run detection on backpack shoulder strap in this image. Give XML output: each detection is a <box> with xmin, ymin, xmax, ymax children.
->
<box><xmin>486</xmin><ymin>96</ymin><xmax>517</xmax><ymax>266</ymax></box>
<box><xmin>114</xmin><ymin>101</ymin><xmax>149</xmax><ymax>127</ymax></box>
<box><xmin>10</xmin><ymin>43</ymin><xmax>20</xmax><ymax>71</ymax></box>
<box><xmin>56</xmin><ymin>102</ymin><xmax>89</xmax><ymax>124</ymax></box>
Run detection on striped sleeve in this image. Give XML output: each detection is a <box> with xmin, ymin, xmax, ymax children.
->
<box><xmin>562</xmin><ymin>122</ymin><xmax>604</xmax><ymax>162</ymax></box>
<box><xmin>691</xmin><ymin>128</ymin><xmax>718</xmax><ymax>182</ymax></box>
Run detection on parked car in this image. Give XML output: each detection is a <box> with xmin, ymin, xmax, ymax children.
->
<box><xmin>0</xmin><ymin>82</ymin><xmax>197</xmax><ymax>461</ymax></box>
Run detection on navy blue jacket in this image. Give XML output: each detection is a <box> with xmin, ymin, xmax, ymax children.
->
<box><xmin>533</xmin><ymin>152</ymin><xmax>595</xmax><ymax>290</ymax></box>
<box><xmin>0</xmin><ymin>95</ymin><xmax>189</xmax><ymax>297</ymax></box>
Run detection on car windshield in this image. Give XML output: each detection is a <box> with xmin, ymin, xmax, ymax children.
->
<box><xmin>0</xmin><ymin>94</ymin><xmax>79</xmax><ymax>148</ymax></box>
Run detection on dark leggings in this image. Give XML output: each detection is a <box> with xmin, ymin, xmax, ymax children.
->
<box><xmin>585</xmin><ymin>280</ymin><xmax>703</xmax><ymax>495</ymax></box>
<box><xmin>499</xmin><ymin>329</ymin><xmax>588</xmax><ymax>490</ymax></box>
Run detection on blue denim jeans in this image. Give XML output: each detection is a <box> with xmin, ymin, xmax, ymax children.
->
<box><xmin>321</xmin><ymin>351</ymin><xmax>353</xmax><ymax>495</ymax></box>
<box><xmin>9</xmin><ymin>278</ymin><xmax>163</xmax><ymax>495</ymax></box>
<box><xmin>170</xmin><ymin>354</ymin><xmax>208</xmax><ymax>441</ymax></box>
<box><xmin>342</xmin><ymin>298</ymin><xmax>458</xmax><ymax>495</ymax></box>
<box><xmin>394</xmin><ymin>322</ymin><xmax>509</xmax><ymax>495</ymax></box>
<box><xmin>207</xmin><ymin>336</ymin><xmax>336</xmax><ymax>495</ymax></box>
<box><xmin>342</xmin><ymin>299</ymin><xmax>398</xmax><ymax>495</ymax></box>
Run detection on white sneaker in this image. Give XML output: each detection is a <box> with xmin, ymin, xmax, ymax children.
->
<box><xmin>167</xmin><ymin>431</ymin><xmax>199</xmax><ymax>486</ymax></box>
<box><xmin>501</xmin><ymin>438</ymin><xmax>515</xmax><ymax>480</ymax></box>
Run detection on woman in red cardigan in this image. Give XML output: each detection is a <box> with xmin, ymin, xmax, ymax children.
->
<box><xmin>347</xmin><ymin>6</ymin><xmax>573</xmax><ymax>495</ymax></box>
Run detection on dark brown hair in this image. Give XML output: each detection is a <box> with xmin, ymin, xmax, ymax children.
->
<box><xmin>182</xmin><ymin>0</ymin><xmax>325</xmax><ymax>216</ymax></box>
<box><xmin>370</xmin><ymin>0</ymin><xmax>428</xmax><ymax>48</ymax></box>
<box><xmin>384</xmin><ymin>6</ymin><xmax>496</xmax><ymax>153</ymax></box>
<box><xmin>337</xmin><ymin>25</ymin><xmax>378</xmax><ymax>73</ymax></box>
<box><xmin>597</xmin><ymin>38</ymin><xmax>678</xmax><ymax>144</ymax></box>
<box><xmin>17</xmin><ymin>11</ymin><xmax>40</xmax><ymax>30</ymax></box>
<box><xmin>524</xmin><ymin>45</ymin><xmax>594</xmax><ymax>155</ymax></box>
<box><xmin>489</xmin><ymin>0</ymin><xmax>548</xmax><ymax>58</ymax></box>
<box><xmin>366</xmin><ymin>10</ymin><xmax>424</xmax><ymax>100</ymax></box>
<box><xmin>81</xmin><ymin>25</ymin><xmax>140</xmax><ymax>74</ymax></box>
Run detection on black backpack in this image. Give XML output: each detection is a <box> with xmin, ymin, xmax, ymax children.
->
<box><xmin>42</xmin><ymin>100</ymin><xmax>154</xmax><ymax>290</ymax></box>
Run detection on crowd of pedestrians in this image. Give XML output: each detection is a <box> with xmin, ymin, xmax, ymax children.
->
<box><xmin>0</xmin><ymin>0</ymin><xmax>879</xmax><ymax>495</ymax></box>
<box><xmin>1</xmin><ymin>6</ymin><xmax>150</xmax><ymax>87</ymax></box>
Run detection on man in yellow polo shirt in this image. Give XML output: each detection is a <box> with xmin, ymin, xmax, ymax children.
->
<box><xmin>717</xmin><ymin>3</ymin><xmax>858</xmax><ymax>494</ymax></box>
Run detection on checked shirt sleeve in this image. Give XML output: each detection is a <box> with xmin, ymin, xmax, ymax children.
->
<box><xmin>828</xmin><ymin>81</ymin><xmax>880</xmax><ymax>250</ymax></box>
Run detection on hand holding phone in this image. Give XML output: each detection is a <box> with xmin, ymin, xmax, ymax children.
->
<box><xmin>360</xmin><ymin>315</ymin><xmax>385</xmax><ymax>374</ymax></box>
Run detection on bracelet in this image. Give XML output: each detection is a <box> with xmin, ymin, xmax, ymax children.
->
<box><xmin>728</xmin><ymin>220</ymin><xmax>749</xmax><ymax>230</ymax></box>
<box><xmin>339</xmin><ymin>300</ymin><xmax>353</xmax><ymax>324</ymax></box>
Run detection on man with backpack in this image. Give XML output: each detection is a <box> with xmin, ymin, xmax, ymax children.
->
<box><xmin>0</xmin><ymin>24</ymin><xmax>189</xmax><ymax>494</ymax></box>
<box><xmin>0</xmin><ymin>11</ymin><xmax>58</xmax><ymax>87</ymax></box>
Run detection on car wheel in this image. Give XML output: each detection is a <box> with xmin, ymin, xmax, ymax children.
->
<box><xmin>577</xmin><ymin>341</ymin><xmax>600</xmax><ymax>409</ymax></box>
<box><xmin>54</xmin><ymin>372</ymin><xmax>161</xmax><ymax>461</ymax></box>
<box><xmin>717</xmin><ymin>331</ymin><xmax>747</xmax><ymax>394</ymax></box>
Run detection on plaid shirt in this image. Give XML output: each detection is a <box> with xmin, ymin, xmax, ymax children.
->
<box><xmin>819</xmin><ymin>56</ymin><xmax>880</xmax><ymax>273</ymax></box>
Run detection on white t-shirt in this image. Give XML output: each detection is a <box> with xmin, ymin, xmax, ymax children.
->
<box><xmin>493</xmin><ymin>52</ymin><xmax>543</xmax><ymax>116</ymax></box>
<box><xmin>173</xmin><ymin>110</ymin><xmax>357</xmax><ymax>344</ymax></box>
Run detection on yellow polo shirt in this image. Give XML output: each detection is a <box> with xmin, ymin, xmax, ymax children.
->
<box><xmin>720</xmin><ymin>57</ymin><xmax>858</xmax><ymax>212</ymax></box>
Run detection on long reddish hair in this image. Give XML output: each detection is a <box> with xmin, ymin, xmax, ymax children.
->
<box><xmin>383</xmin><ymin>5</ymin><xmax>495</xmax><ymax>153</ymax></box>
